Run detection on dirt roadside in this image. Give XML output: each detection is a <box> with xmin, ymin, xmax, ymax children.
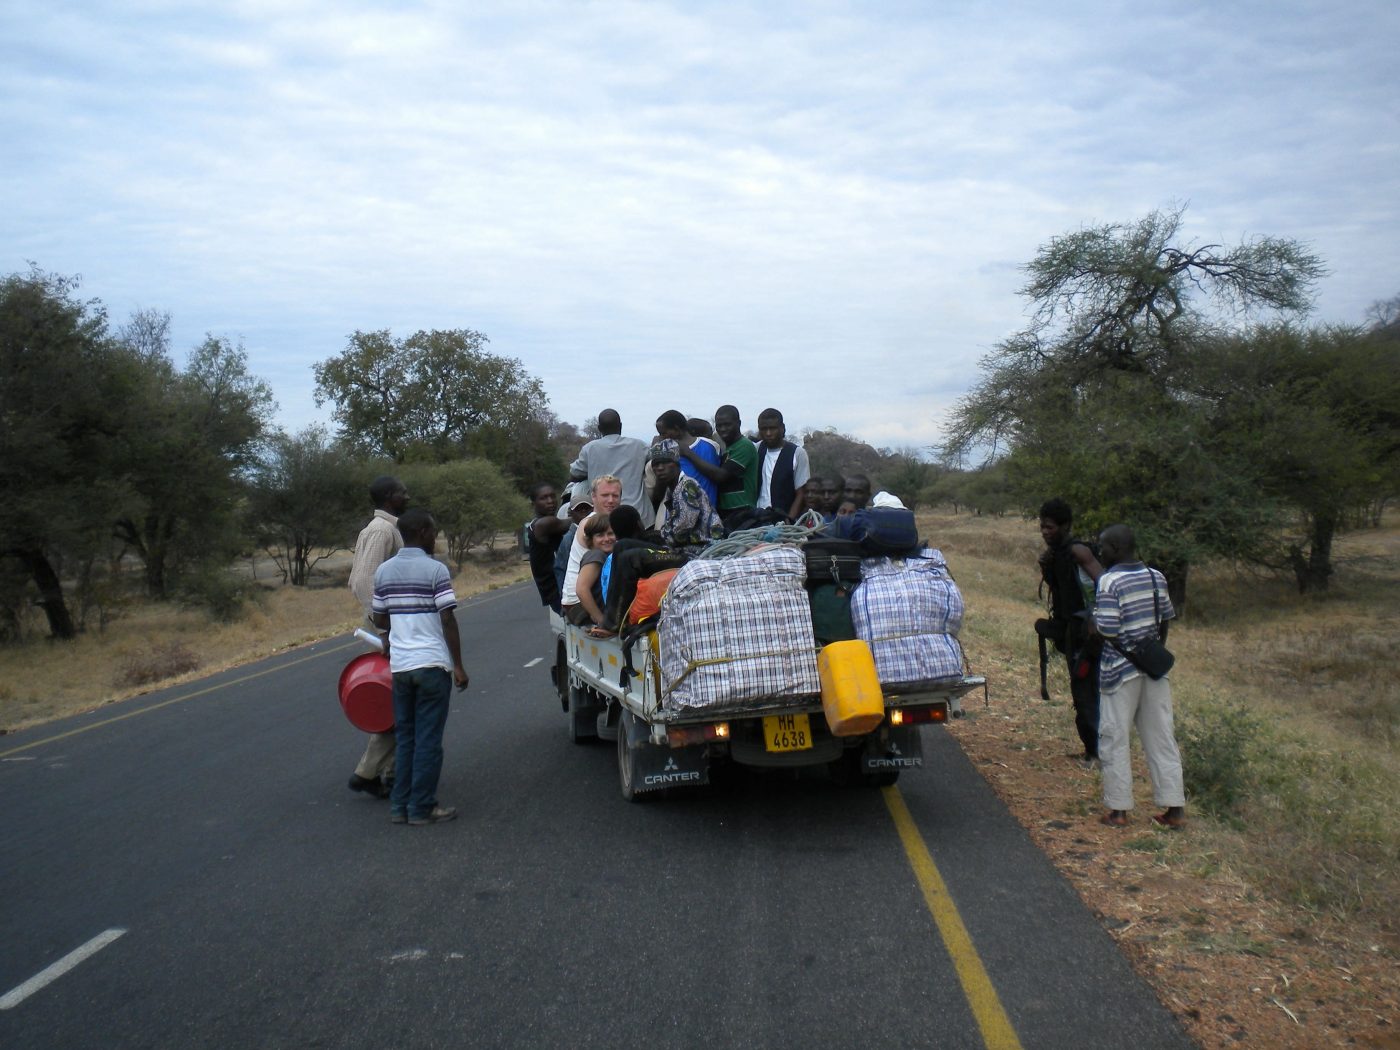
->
<box><xmin>947</xmin><ymin>699</ymin><xmax>1399</xmax><ymax>1049</ymax></box>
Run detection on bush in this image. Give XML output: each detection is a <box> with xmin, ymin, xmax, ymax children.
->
<box><xmin>116</xmin><ymin>642</ymin><xmax>201</xmax><ymax>688</ymax></box>
<box><xmin>1177</xmin><ymin>699</ymin><xmax>1261</xmax><ymax>819</ymax></box>
<box><xmin>177</xmin><ymin>568</ymin><xmax>262</xmax><ymax>623</ymax></box>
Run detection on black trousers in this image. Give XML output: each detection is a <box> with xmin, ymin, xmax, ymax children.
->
<box><xmin>1066</xmin><ymin>650</ymin><xmax>1101</xmax><ymax>759</ymax></box>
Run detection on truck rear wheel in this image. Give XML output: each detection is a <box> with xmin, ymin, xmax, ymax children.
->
<box><xmin>555</xmin><ymin>639</ymin><xmax>569</xmax><ymax>712</ymax></box>
<box><xmin>569</xmin><ymin>687</ymin><xmax>599</xmax><ymax>744</ymax></box>
<box><xmin>617</xmin><ymin>711</ymin><xmax>646</xmax><ymax>803</ymax></box>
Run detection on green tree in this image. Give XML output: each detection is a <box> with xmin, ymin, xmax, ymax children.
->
<box><xmin>248</xmin><ymin>427</ymin><xmax>365</xmax><ymax>585</ymax></box>
<box><xmin>944</xmin><ymin>206</ymin><xmax>1326</xmax><ymax>605</ymax></box>
<box><xmin>1192</xmin><ymin>323</ymin><xmax>1400</xmax><ymax>591</ymax></box>
<box><xmin>112</xmin><ymin>332</ymin><xmax>275</xmax><ymax>597</ymax></box>
<box><xmin>0</xmin><ymin>269</ymin><xmax>136</xmax><ymax>639</ymax></box>
<box><xmin>402</xmin><ymin>459</ymin><xmax>528</xmax><ymax>570</ymax></box>
<box><xmin>313</xmin><ymin>328</ymin><xmax>551</xmax><ymax>466</ymax></box>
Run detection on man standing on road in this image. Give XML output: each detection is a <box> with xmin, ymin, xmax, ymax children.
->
<box><xmin>1092</xmin><ymin>524</ymin><xmax>1186</xmax><ymax>830</ymax></box>
<box><xmin>570</xmin><ymin>409</ymin><xmax>652</xmax><ymax>527</ymax></box>
<box><xmin>372</xmin><ymin>509</ymin><xmax>469</xmax><ymax>826</ymax></box>
<box><xmin>1037</xmin><ymin>498</ymin><xmax>1105</xmax><ymax>769</ymax></box>
<box><xmin>346</xmin><ymin>475</ymin><xmax>408</xmax><ymax>799</ymax></box>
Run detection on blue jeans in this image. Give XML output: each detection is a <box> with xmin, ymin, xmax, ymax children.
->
<box><xmin>389</xmin><ymin>667</ymin><xmax>452</xmax><ymax>820</ymax></box>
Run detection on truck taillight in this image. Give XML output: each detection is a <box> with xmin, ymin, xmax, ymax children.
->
<box><xmin>667</xmin><ymin>722</ymin><xmax>730</xmax><ymax>747</ymax></box>
<box><xmin>890</xmin><ymin>705</ymin><xmax>946</xmax><ymax>726</ymax></box>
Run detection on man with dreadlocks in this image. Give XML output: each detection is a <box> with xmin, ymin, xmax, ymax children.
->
<box><xmin>1037</xmin><ymin>498</ymin><xmax>1105</xmax><ymax>769</ymax></box>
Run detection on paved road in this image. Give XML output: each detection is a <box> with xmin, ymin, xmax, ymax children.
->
<box><xmin>0</xmin><ymin>582</ymin><xmax>1193</xmax><ymax>1049</ymax></box>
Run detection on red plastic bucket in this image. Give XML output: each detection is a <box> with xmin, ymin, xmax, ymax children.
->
<box><xmin>338</xmin><ymin>652</ymin><xmax>394</xmax><ymax>733</ymax></box>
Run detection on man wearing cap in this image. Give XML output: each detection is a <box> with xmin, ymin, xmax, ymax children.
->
<box><xmin>651</xmin><ymin>441</ymin><xmax>724</xmax><ymax>552</ymax></box>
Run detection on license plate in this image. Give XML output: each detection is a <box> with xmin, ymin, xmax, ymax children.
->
<box><xmin>763</xmin><ymin>713</ymin><xmax>813</xmax><ymax>753</ymax></box>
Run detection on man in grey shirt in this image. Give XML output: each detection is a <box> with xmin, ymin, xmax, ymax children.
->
<box><xmin>569</xmin><ymin>408</ymin><xmax>652</xmax><ymax>527</ymax></box>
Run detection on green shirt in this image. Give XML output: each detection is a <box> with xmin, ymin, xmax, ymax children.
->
<box><xmin>719</xmin><ymin>437</ymin><xmax>759</xmax><ymax>512</ymax></box>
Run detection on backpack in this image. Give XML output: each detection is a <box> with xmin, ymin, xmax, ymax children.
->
<box><xmin>601</xmin><ymin>542</ymin><xmax>690</xmax><ymax>630</ymax></box>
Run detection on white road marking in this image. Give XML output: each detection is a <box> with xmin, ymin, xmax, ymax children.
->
<box><xmin>387</xmin><ymin>948</ymin><xmax>428</xmax><ymax>962</ymax></box>
<box><xmin>1</xmin><ymin>756</ymin><xmax>37</xmax><ymax>762</ymax></box>
<box><xmin>523</xmin><ymin>657</ymin><xmax>543</xmax><ymax>668</ymax></box>
<box><xmin>0</xmin><ymin>928</ymin><xmax>127</xmax><ymax>1010</ymax></box>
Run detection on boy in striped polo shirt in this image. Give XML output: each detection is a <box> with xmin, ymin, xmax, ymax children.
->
<box><xmin>1092</xmin><ymin>524</ymin><xmax>1186</xmax><ymax>830</ymax></box>
<box><xmin>371</xmin><ymin>509</ymin><xmax>469</xmax><ymax>826</ymax></box>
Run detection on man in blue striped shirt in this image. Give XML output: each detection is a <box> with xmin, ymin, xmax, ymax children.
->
<box><xmin>371</xmin><ymin>509</ymin><xmax>469</xmax><ymax>827</ymax></box>
<box><xmin>1092</xmin><ymin>524</ymin><xmax>1186</xmax><ymax>830</ymax></box>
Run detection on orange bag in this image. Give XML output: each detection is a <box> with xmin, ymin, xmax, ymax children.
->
<box><xmin>627</xmin><ymin>568</ymin><xmax>680</xmax><ymax>624</ymax></box>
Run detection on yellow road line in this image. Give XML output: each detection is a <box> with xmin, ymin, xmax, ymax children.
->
<box><xmin>883</xmin><ymin>785</ymin><xmax>1024</xmax><ymax>1050</ymax></box>
<box><xmin>0</xmin><ymin>583</ymin><xmax>530</xmax><ymax>759</ymax></box>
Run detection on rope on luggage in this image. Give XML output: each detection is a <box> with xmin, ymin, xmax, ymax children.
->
<box><xmin>694</xmin><ymin>510</ymin><xmax>827</xmax><ymax>560</ymax></box>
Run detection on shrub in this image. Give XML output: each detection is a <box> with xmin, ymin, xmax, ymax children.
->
<box><xmin>177</xmin><ymin>568</ymin><xmax>262</xmax><ymax>623</ymax></box>
<box><xmin>1177</xmin><ymin>699</ymin><xmax>1261</xmax><ymax>819</ymax></box>
<box><xmin>116</xmin><ymin>642</ymin><xmax>201</xmax><ymax>688</ymax></box>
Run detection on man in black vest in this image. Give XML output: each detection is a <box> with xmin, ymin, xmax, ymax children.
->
<box><xmin>754</xmin><ymin>408</ymin><xmax>810</xmax><ymax>522</ymax></box>
<box><xmin>1038</xmin><ymin>498</ymin><xmax>1105</xmax><ymax>768</ymax></box>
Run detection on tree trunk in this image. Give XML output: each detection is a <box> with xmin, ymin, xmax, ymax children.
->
<box><xmin>1292</xmin><ymin>514</ymin><xmax>1335</xmax><ymax>593</ymax></box>
<box><xmin>1157</xmin><ymin>558</ymin><xmax>1189</xmax><ymax>613</ymax></box>
<box><xmin>15</xmin><ymin>547</ymin><xmax>77</xmax><ymax>640</ymax></box>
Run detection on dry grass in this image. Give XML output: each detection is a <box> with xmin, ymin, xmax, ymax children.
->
<box><xmin>0</xmin><ymin>547</ymin><xmax>529</xmax><ymax>734</ymax></box>
<box><xmin>924</xmin><ymin>509</ymin><xmax>1400</xmax><ymax>1048</ymax></box>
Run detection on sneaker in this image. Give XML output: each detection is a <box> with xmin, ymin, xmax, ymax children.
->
<box><xmin>407</xmin><ymin>806</ymin><xmax>457</xmax><ymax>826</ymax></box>
<box><xmin>389</xmin><ymin>811</ymin><xmax>407</xmax><ymax>825</ymax></box>
<box><xmin>348</xmin><ymin>774</ymin><xmax>390</xmax><ymax>799</ymax></box>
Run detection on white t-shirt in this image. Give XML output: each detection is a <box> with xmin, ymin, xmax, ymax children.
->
<box><xmin>755</xmin><ymin>445</ymin><xmax>811</xmax><ymax>510</ymax></box>
<box><xmin>560</xmin><ymin>522</ymin><xmax>590</xmax><ymax>606</ymax></box>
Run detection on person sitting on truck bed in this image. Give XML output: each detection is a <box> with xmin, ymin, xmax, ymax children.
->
<box><xmin>561</xmin><ymin>476</ymin><xmax>622</xmax><ymax>619</ymax></box>
<box><xmin>650</xmin><ymin>441</ymin><xmax>724</xmax><ymax>552</ymax></box>
<box><xmin>843</xmin><ymin>473</ymin><xmax>872</xmax><ymax>510</ymax></box>
<box><xmin>552</xmin><ymin>491</ymin><xmax>593</xmax><ymax>606</ymax></box>
<box><xmin>526</xmin><ymin>481</ymin><xmax>571</xmax><ymax>612</ymax></box>
<box><xmin>656</xmin><ymin>409</ymin><xmax>722</xmax><ymax>507</ymax></box>
<box><xmin>567</xmin><ymin>513</ymin><xmax>617</xmax><ymax>634</ymax></box>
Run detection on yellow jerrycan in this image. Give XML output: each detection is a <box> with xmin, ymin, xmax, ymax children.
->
<box><xmin>818</xmin><ymin>640</ymin><xmax>885</xmax><ymax>737</ymax></box>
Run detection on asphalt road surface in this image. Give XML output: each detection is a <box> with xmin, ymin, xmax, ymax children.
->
<box><xmin>0</xmin><ymin>581</ymin><xmax>1193</xmax><ymax>1049</ymax></box>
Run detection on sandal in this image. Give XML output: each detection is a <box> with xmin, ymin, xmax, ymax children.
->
<box><xmin>1152</xmin><ymin>811</ymin><xmax>1186</xmax><ymax>830</ymax></box>
<box><xmin>1100</xmin><ymin>810</ymin><xmax>1129</xmax><ymax>827</ymax></box>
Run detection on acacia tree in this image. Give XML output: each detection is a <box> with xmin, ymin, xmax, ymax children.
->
<box><xmin>0</xmin><ymin>269</ymin><xmax>127</xmax><ymax>638</ymax></box>
<box><xmin>247</xmin><ymin>427</ymin><xmax>364</xmax><ymax>585</ymax></box>
<box><xmin>313</xmin><ymin>328</ymin><xmax>550</xmax><ymax>465</ymax></box>
<box><xmin>944</xmin><ymin>206</ymin><xmax>1326</xmax><ymax>604</ymax></box>
<box><xmin>112</xmin><ymin>332</ymin><xmax>275</xmax><ymax>597</ymax></box>
<box><xmin>400</xmin><ymin>459</ymin><xmax>528</xmax><ymax>570</ymax></box>
<box><xmin>1193</xmin><ymin>323</ymin><xmax>1400</xmax><ymax>591</ymax></box>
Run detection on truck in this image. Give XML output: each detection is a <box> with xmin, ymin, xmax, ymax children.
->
<box><xmin>549</xmin><ymin>611</ymin><xmax>985</xmax><ymax>802</ymax></box>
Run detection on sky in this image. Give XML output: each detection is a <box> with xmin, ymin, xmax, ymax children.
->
<box><xmin>5</xmin><ymin>1</ymin><xmax>1398</xmax><ymax>454</ymax></box>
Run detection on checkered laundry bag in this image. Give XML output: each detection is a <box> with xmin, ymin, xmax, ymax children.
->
<box><xmin>658</xmin><ymin>545</ymin><xmax>820</xmax><ymax>713</ymax></box>
<box><xmin>850</xmin><ymin>548</ymin><xmax>965</xmax><ymax>688</ymax></box>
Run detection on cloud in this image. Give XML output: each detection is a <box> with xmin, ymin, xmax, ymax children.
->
<box><xmin>4</xmin><ymin>0</ymin><xmax>1398</xmax><ymax>451</ymax></box>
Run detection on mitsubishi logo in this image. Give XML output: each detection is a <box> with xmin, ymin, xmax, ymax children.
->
<box><xmin>663</xmin><ymin>757</ymin><xmax>679</xmax><ymax>771</ymax></box>
<box><xmin>888</xmin><ymin>741</ymin><xmax>902</xmax><ymax>756</ymax></box>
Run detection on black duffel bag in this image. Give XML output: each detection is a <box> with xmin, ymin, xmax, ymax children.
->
<box><xmin>601</xmin><ymin>541</ymin><xmax>689</xmax><ymax>631</ymax></box>
<box><xmin>803</xmin><ymin>537</ymin><xmax>864</xmax><ymax>588</ymax></box>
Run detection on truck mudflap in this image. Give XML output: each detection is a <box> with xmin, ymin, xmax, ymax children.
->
<box><xmin>856</xmin><ymin>724</ymin><xmax>924</xmax><ymax>774</ymax></box>
<box><xmin>620</xmin><ymin>710</ymin><xmax>710</xmax><ymax>794</ymax></box>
